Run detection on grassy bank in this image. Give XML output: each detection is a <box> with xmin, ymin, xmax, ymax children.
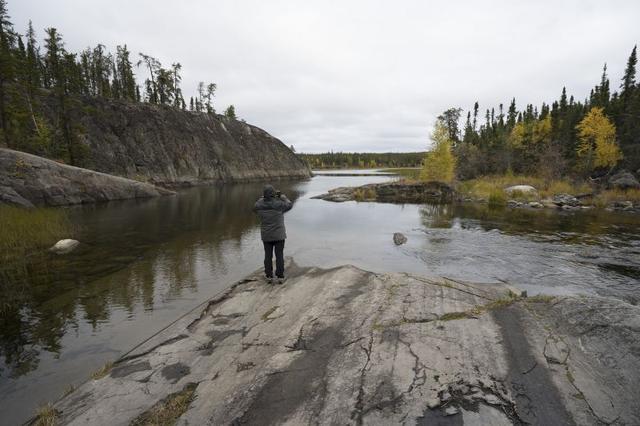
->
<box><xmin>456</xmin><ymin>174</ymin><xmax>640</xmax><ymax>207</ymax></box>
<box><xmin>0</xmin><ymin>205</ymin><xmax>74</xmax><ymax>260</ymax></box>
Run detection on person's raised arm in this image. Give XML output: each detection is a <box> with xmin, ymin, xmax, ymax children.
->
<box><xmin>280</xmin><ymin>194</ymin><xmax>293</xmax><ymax>212</ymax></box>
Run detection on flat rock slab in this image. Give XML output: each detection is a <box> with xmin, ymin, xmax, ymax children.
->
<box><xmin>0</xmin><ymin>148</ymin><xmax>173</xmax><ymax>207</ymax></box>
<box><xmin>49</xmin><ymin>262</ymin><xmax>640</xmax><ymax>425</ymax></box>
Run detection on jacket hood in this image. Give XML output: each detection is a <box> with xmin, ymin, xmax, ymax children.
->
<box><xmin>263</xmin><ymin>185</ymin><xmax>276</xmax><ymax>199</ymax></box>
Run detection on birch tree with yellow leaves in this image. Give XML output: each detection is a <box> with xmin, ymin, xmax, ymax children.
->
<box><xmin>420</xmin><ymin>120</ymin><xmax>456</xmax><ymax>183</ymax></box>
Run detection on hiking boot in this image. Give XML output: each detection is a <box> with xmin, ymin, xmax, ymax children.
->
<box><xmin>265</xmin><ymin>276</ymin><xmax>274</xmax><ymax>284</ymax></box>
<box><xmin>276</xmin><ymin>276</ymin><xmax>286</xmax><ymax>284</ymax></box>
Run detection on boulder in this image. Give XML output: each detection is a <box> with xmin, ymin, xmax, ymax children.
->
<box><xmin>609</xmin><ymin>171</ymin><xmax>640</xmax><ymax>190</ymax></box>
<box><xmin>505</xmin><ymin>185</ymin><xmax>537</xmax><ymax>195</ymax></box>
<box><xmin>528</xmin><ymin>201</ymin><xmax>544</xmax><ymax>208</ymax></box>
<box><xmin>0</xmin><ymin>186</ymin><xmax>35</xmax><ymax>208</ymax></box>
<box><xmin>393</xmin><ymin>232</ymin><xmax>407</xmax><ymax>245</ymax></box>
<box><xmin>1</xmin><ymin>149</ymin><xmax>174</xmax><ymax>207</ymax></box>
<box><xmin>553</xmin><ymin>193</ymin><xmax>581</xmax><ymax>207</ymax></box>
<box><xmin>50</xmin><ymin>239</ymin><xmax>80</xmax><ymax>254</ymax></box>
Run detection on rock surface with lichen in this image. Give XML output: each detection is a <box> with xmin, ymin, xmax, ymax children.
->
<box><xmin>44</xmin><ymin>261</ymin><xmax>640</xmax><ymax>425</ymax></box>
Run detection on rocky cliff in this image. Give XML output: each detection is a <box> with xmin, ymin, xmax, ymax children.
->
<box><xmin>63</xmin><ymin>98</ymin><xmax>310</xmax><ymax>186</ymax></box>
<box><xmin>0</xmin><ymin>148</ymin><xmax>173</xmax><ymax>207</ymax></box>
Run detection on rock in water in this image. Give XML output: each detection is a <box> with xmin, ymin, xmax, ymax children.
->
<box><xmin>553</xmin><ymin>193</ymin><xmax>581</xmax><ymax>207</ymax></box>
<box><xmin>505</xmin><ymin>185</ymin><xmax>537</xmax><ymax>195</ymax></box>
<box><xmin>393</xmin><ymin>232</ymin><xmax>407</xmax><ymax>245</ymax></box>
<box><xmin>50</xmin><ymin>239</ymin><xmax>80</xmax><ymax>254</ymax></box>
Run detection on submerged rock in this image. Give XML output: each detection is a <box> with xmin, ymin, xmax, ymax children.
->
<box><xmin>50</xmin><ymin>239</ymin><xmax>80</xmax><ymax>254</ymax></box>
<box><xmin>47</xmin><ymin>261</ymin><xmax>640</xmax><ymax>425</ymax></box>
<box><xmin>393</xmin><ymin>232</ymin><xmax>407</xmax><ymax>245</ymax></box>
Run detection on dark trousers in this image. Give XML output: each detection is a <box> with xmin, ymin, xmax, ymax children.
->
<box><xmin>263</xmin><ymin>240</ymin><xmax>285</xmax><ymax>278</ymax></box>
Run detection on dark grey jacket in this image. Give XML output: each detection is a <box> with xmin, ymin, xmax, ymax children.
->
<box><xmin>253</xmin><ymin>189</ymin><xmax>293</xmax><ymax>242</ymax></box>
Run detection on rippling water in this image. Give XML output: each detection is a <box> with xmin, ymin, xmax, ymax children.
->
<box><xmin>1</xmin><ymin>173</ymin><xmax>639</xmax><ymax>424</ymax></box>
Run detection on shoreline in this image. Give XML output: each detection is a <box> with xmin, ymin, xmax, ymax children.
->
<box><xmin>312</xmin><ymin>179</ymin><xmax>640</xmax><ymax>213</ymax></box>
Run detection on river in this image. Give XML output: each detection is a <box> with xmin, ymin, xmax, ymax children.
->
<box><xmin>1</xmin><ymin>172</ymin><xmax>639</xmax><ymax>424</ymax></box>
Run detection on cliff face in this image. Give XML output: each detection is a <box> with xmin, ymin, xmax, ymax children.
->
<box><xmin>63</xmin><ymin>98</ymin><xmax>310</xmax><ymax>186</ymax></box>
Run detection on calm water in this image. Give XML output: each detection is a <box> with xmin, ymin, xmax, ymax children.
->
<box><xmin>1</xmin><ymin>173</ymin><xmax>640</xmax><ymax>424</ymax></box>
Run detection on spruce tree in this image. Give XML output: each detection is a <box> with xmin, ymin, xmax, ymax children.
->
<box><xmin>0</xmin><ymin>0</ymin><xmax>16</xmax><ymax>146</ymax></box>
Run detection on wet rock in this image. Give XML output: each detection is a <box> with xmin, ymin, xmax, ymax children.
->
<box><xmin>609</xmin><ymin>170</ymin><xmax>640</xmax><ymax>190</ymax></box>
<box><xmin>50</xmin><ymin>239</ymin><xmax>80</xmax><ymax>254</ymax></box>
<box><xmin>613</xmin><ymin>200</ymin><xmax>634</xmax><ymax>210</ymax></box>
<box><xmin>393</xmin><ymin>232</ymin><xmax>407</xmax><ymax>245</ymax></box>
<box><xmin>528</xmin><ymin>201</ymin><xmax>544</xmax><ymax>208</ymax></box>
<box><xmin>505</xmin><ymin>185</ymin><xmax>537</xmax><ymax>195</ymax></box>
<box><xmin>507</xmin><ymin>200</ymin><xmax>522</xmax><ymax>208</ymax></box>
<box><xmin>553</xmin><ymin>193</ymin><xmax>581</xmax><ymax>207</ymax></box>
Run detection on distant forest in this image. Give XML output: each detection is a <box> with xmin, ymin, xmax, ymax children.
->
<box><xmin>0</xmin><ymin>0</ymin><xmax>236</xmax><ymax>165</ymax></box>
<box><xmin>443</xmin><ymin>46</ymin><xmax>639</xmax><ymax>180</ymax></box>
<box><xmin>298</xmin><ymin>152</ymin><xmax>424</xmax><ymax>169</ymax></box>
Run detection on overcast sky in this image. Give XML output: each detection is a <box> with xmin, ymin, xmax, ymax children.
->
<box><xmin>9</xmin><ymin>0</ymin><xmax>640</xmax><ymax>153</ymax></box>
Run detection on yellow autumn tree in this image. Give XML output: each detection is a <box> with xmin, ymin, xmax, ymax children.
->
<box><xmin>420</xmin><ymin>121</ymin><xmax>456</xmax><ymax>182</ymax></box>
<box><xmin>508</xmin><ymin>115</ymin><xmax>552</xmax><ymax>148</ymax></box>
<box><xmin>576</xmin><ymin>107</ymin><xmax>622</xmax><ymax>171</ymax></box>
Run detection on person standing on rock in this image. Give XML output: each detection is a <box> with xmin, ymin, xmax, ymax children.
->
<box><xmin>253</xmin><ymin>185</ymin><xmax>293</xmax><ymax>283</ymax></box>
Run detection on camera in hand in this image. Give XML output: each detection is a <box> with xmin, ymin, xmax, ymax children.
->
<box><xmin>275</xmin><ymin>190</ymin><xmax>282</xmax><ymax>197</ymax></box>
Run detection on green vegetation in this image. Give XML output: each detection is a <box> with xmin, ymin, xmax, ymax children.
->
<box><xmin>420</xmin><ymin>120</ymin><xmax>456</xmax><ymax>183</ymax></box>
<box><xmin>422</xmin><ymin>46</ymin><xmax>639</xmax><ymax>180</ymax></box>
<box><xmin>0</xmin><ymin>205</ymin><xmax>73</xmax><ymax>259</ymax></box>
<box><xmin>130</xmin><ymin>382</ymin><xmax>197</xmax><ymax>426</ymax></box>
<box><xmin>457</xmin><ymin>175</ymin><xmax>591</xmax><ymax>201</ymax></box>
<box><xmin>299</xmin><ymin>152</ymin><xmax>425</xmax><ymax>169</ymax></box>
<box><xmin>439</xmin><ymin>311</ymin><xmax>472</xmax><ymax>321</ymax></box>
<box><xmin>224</xmin><ymin>104</ymin><xmax>237</xmax><ymax>120</ymax></box>
<box><xmin>0</xmin><ymin>0</ymin><xmax>223</xmax><ymax>165</ymax></box>
<box><xmin>353</xmin><ymin>187</ymin><xmax>377</xmax><ymax>201</ymax></box>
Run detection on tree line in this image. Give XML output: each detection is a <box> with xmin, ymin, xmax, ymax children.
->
<box><xmin>298</xmin><ymin>151</ymin><xmax>425</xmax><ymax>169</ymax></box>
<box><xmin>430</xmin><ymin>46</ymin><xmax>639</xmax><ymax>181</ymax></box>
<box><xmin>0</xmin><ymin>0</ymin><xmax>237</xmax><ymax>164</ymax></box>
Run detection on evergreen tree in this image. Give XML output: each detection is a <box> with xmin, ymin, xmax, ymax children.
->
<box><xmin>0</xmin><ymin>0</ymin><xmax>16</xmax><ymax>146</ymax></box>
<box><xmin>224</xmin><ymin>104</ymin><xmax>236</xmax><ymax>120</ymax></box>
<box><xmin>137</xmin><ymin>53</ymin><xmax>160</xmax><ymax>103</ymax></box>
